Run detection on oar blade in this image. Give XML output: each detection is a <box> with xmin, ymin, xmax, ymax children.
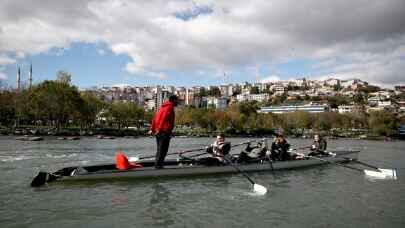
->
<box><xmin>364</xmin><ymin>169</ymin><xmax>397</xmax><ymax>180</ymax></box>
<box><xmin>253</xmin><ymin>184</ymin><xmax>267</xmax><ymax>195</ymax></box>
<box><xmin>129</xmin><ymin>156</ymin><xmax>140</xmax><ymax>162</ymax></box>
<box><xmin>30</xmin><ymin>171</ymin><xmax>48</xmax><ymax>187</ymax></box>
<box><xmin>378</xmin><ymin>168</ymin><xmax>397</xmax><ymax>180</ymax></box>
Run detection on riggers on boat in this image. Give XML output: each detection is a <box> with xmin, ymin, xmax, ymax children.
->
<box><xmin>31</xmin><ymin>150</ymin><xmax>359</xmax><ymax>187</ymax></box>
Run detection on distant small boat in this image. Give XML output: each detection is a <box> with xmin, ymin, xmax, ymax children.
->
<box><xmin>16</xmin><ymin>136</ymin><xmax>44</xmax><ymax>141</ymax></box>
<box><xmin>96</xmin><ymin>135</ymin><xmax>115</xmax><ymax>139</ymax></box>
<box><xmin>68</xmin><ymin>136</ymin><xmax>80</xmax><ymax>140</ymax></box>
<box><xmin>57</xmin><ymin>136</ymin><xmax>80</xmax><ymax>140</ymax></box>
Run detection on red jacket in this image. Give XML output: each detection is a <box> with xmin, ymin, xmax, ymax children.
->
<box><xmin>151</xmin><ymin>101</ymin><xmax>175</xmax><ymax>134</ymax></box>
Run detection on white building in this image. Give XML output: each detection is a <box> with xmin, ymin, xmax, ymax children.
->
<box><xmin>146</xmin><ymin>99</ymin><xmax>156</xmax><ymax>111</ymax></box>
<box><xmin>294</xmin><ymin>78</ymin><xmax>306</xmax><ymax>87</ymax></box>
<box><xmin>236</xmin><ymin>93</ymin><xmax>270</xmax><ymax>102</ymax></box>
<box><xmin>260</xmin><ymin>103</ymin><xmax>329</xmax><ymax>114</ymax></box>
<box><xmin>325</xmin><ymin>78</ymin><xmax>340</xmax><ymax>87</ymax></box>
<box><xmin>338</xmin><ymin>105</ymin><xmax>355</xmax><ymax>113</ymax></box>
<box><xmin>207</xmin><ymin>97</ymin><xmax>228</xmax><ymax>110</ymax></box>
<box><xmin>271</xmin><ymin>85</ymin><xmax>285</xmax><ymax>95</ymax></box>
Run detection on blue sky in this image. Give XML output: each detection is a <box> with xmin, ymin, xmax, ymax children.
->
<box><xmin>3</xmin><ymin>42</ymin><xmax>315</xmax><ymax>89</ymax></box>
<box><xmin>1</xmin><ymin>0</ymin><xmax>404</xmax><ymax>89</ymax></box>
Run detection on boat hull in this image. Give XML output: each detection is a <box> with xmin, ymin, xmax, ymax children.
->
<box><xmin>52</xmin><ymin>150</ymin><xmax>359</xmax><ymax>183</ymax></box>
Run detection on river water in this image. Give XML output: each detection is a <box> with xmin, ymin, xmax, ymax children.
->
<box><xmin>0</xmin><ymin>136</ymin><xmax>404</xmax><ymax>228</ymax></box>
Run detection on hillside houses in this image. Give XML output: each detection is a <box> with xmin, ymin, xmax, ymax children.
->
<box><xmin>85</xmin><ymin>78</ymin><xmax>404</xmax><ymax>115</ymax></box>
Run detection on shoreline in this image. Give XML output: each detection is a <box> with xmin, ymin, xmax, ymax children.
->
<box><xmin>0</xmin><ymin>129</ymin><xmax>403</xmax><ymax>141</ymax></box>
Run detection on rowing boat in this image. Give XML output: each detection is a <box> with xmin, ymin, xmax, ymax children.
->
<box><xmin>30</xmin><ymin>150</ymin><xmax>359</xmax><ymax>187</ymax></box>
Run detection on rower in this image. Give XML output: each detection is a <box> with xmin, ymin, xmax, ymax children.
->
<box><xmin>199</xmin><ymin>133</ymin><xmax>231</xmax><ymax>166</ymax></box>
<box><xmin>270</xmin><ymin>133</ymin><xmax>291</xmax><ymax>161</ymax></box>
<box><xmin>307</xmin><ymin>134</ymin><xmax>328</xmax><ymax>156</ymax></box>
<box><xmin>237</xmin><ymin>140</ymin><xmax>267</xmax><ymax>163</ymax></box>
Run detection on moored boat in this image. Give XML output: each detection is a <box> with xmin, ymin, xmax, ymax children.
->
<box><xmin>16</xmin><ymin>136</ymin><xmax>44</xmax><ymax>141</ymax></box>
<box><xmin>31</xmin><ymin>150</ymin><xmax>359</xmax><ymax>187</ymax></box>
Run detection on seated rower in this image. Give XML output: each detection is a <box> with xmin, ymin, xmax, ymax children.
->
<box><xmin>307</xmin><ymin>134</ymin><xmax>328</xmax><ymax>156</ymax></box>
<box><xmin>199</xmin><ymin>134</ymin><xmax>231</xmax><ymax>166</ymax></box>
<box><xmin>270</xmin><ymin>133</ymin><xmax>291</xmax><ymax>161</ymax></box>
<box><xmin>237</xmin><ymin>140</ymin><xmax>267</xmax><ymax>163</ymax></box>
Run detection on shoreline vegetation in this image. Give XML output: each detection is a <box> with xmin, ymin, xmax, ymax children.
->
<box><xmin>1</xmin><ymin>79</ymin><xmax>404</xmax><ymax>140</ymax></box>
<box><xmin>0</xmin><ymin>126</ymin><xmax>402</xmax><ymax>141</ymax></box>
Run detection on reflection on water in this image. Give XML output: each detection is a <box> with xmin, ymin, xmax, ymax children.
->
<box><xmin>142</xmin><ymin>184</ymin><xmax>175</xmax><ymax>227</ymax></box>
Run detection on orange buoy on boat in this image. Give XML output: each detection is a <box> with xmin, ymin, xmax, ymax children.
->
<box><xmin>115</xmin><ymin>152</ymin><xmax>143</xmax><ymax>170</ymax></box>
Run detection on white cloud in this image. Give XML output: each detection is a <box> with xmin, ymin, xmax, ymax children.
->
<box><xmin>0</xmin><ymin>54</ymin><xmax>16</xmax><ymax>65</ymax></box>
<box><xmin>261</xmin><ymin>75</ymin><xmax>281</xmax><ymax>83</ymax></box>
<box><xmin>0</xmin><ymin>0</ymin><xmax>404</xmax><ymax>87</ymax></box>
<box><xmin>0</xmin><ymin>71</ymin><xmax>7</xmax><ymax>80</ymax></box>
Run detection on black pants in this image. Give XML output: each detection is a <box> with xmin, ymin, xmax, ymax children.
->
<box><xmin>155</xmin><ymin>132</ymin><xmax>171</xmax><ymax>168</ymax></box>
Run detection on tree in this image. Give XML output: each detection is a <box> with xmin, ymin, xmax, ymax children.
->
<box><xmin>250</xmin><ymin>86</ymin><xmax>259</xmax><ymax>94</ymax></box>
<box><xmin>29</xmin><ymin>80</ymin><xmax>82</xmax><ymax>128</ymax></box>
<box><xmin>368</xmin><ymin>111</ymin><xmax>398</xmax><ymax>136</ymax></box>
<box><xmin>56</xmin><ymin>70</ymin><xmax>72</xmax><ymax>84</ymax></box>
<box><xmin>207</xmin><ymin>87</ymin><xmax>221</xmax><ymax>97</ymax></box>
<box><xmin>0</xmin><ymin>90</ymin><xmax>16</xmax><ymax>127</ymax></box>
<box><xmin>107</xmin><ymin>101</ymin><xmax>144</xmax><ymax>129</ymax></box>
<box><xmin>79</xmin><ymin>92</ymin><xmax>107</xmax><ymax>129</ymax></box>
<box><xmin>327</xmin><ymin>95</ymin><xmax>349</xmax><ymax>109</ymax></box>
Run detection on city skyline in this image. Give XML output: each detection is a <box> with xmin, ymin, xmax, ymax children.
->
<box><xmin>1</xmin><ymin>1</ymin><xmax>405</xmax><ymax>89</ymax></box>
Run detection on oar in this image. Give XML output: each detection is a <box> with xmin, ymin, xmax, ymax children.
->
<box><xmin>129</xmin><ymin>146</ymin><xmax>208</xmax><ymax>161</ymax></box>
<box><xmin>187</xmin><ymin>140</ymin><xmax>256</xmax><ymax>159</ymax></box>
<box><xmin>222</xmin><ymin>156</ymin><xmax>267</xmax><ymax>195</ymax></box>
<box><xmin>131</xmin><ymin>140</ymin><xmax>257</xmax><ymax>161</ymax></box>
<box><xmin>341</xmin><ymin>158</ymin><xmax>397</xmax><ymax>180</ymax></box>
<box><xmin>307</xmin><ymin>155</ymin><xmax>396</xmax><ymax>180</ymax></box>
<box><xmin>266</xmin><ymin>152</ymin><xmax>275</xmax><ymax>172</ymax></box>
<box><xmin>30</xmin><ymin>171</ymin><xmax>61</xmax><ymax>187</ymax></box>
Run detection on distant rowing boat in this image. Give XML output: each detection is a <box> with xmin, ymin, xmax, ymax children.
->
<box><xmin>16</xmin><ymin>136</ymin><xmax>43</xmax><ymax>141</ymax></box>
<box><xmin>30</xmin><ymin>150</ymin><xmax>359</xmax><ymax>187</ymax></box>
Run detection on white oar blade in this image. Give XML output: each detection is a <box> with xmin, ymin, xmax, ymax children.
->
<box><xmin>129</xmin><ymin>156</ymin><xmax>139</xmax><ymax>162</ymax></box>
<box><xmin>253</xmin><ymin>184</ymin><xmax>267</xmax><ymax>195</ymax></box>
<box><xmin>364</xmin><ymin>169</ymin><xmax>397</xmax><ymax>180</ymax></box>
<box><xmin>378</xmin><ymin>168</ymin><xmax>397</xmax><ymax>180</ymax></box>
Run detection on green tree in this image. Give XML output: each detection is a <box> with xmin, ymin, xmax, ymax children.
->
<box><xmin>0</xmin><ymin>90</ymin><xmax>16</xmax><ymax>127</ymax></box>
<box><xmin>250</xmin><ymin>86</ymin><xmax>259</xmax><ymax>94</ymax></box>
<box><xmin>368</xmin><ymin>111</ymin><xmax>398</xmax><ymax>136</ymax></box>
<box><xmin>29</xmin><ymin>80</ymin><xmax>83</xmax><ymax>129</ymax></box>
<box><xmin>56</xmin><ymin>70</ymin><xmax>72</xmax><ymax>84</ymax></box>
<box><xmin>207</xmin><ymin>87</ymin><xmax>221</xmax><ymax>97</ymax></box>
<box><xmin>327</xmin><ymin>95</ymin><xmax>349</xmax><ymax>109</ymax></box>
<box><xmin>107</xmin><ymin>101</ymin><xmax>144</xmax><ymax>129</ymax></box>
<box><xmin>79</xmin><ymin>92</ymin><xmax>107</xmax><ymax>129</ymax></box>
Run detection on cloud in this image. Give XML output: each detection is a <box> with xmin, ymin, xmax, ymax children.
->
<box><xmin>261</xmin><ymin>75</ymin><xmax>281</xmax><ymax>83</ymax></box>
<box><xmin>0</xmin><ymin>71</ymin><xmax>7</xmax><ymax>80</ymax></box>
<box><xmin>0</xmin><ymin>54</ymin><xmax>16</xmax><ymax>65</ymax></box>
<box><xmin>0</xmin><ymin>0</ymin><xmax>404</xmax><ymax>87</ymax></box>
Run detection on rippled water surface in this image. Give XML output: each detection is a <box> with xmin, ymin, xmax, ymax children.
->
<box><xmin>1</xmin><ymin>136</ymin><xmax>404</xmax><ymax>228</ymax></box>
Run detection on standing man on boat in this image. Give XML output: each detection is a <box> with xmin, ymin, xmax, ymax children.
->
<box><xmin>150</xmin><ymin>95</ymin><xmax>178</xmax><ymax>169</ymax></box>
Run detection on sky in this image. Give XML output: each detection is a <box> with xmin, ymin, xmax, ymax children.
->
<box><xmin>0</xmin><ymin>0</ymin><xmax>405</xmax><ymax>89</ymax></box>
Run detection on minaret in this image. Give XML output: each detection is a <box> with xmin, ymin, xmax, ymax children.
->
<box><xmin>28</xmin><ymin>63</ymin><xmax>33</xmax><ymax>89</ymax></box>
<box><xmin>16</xmin><ymin>66</ymin><xmax>21</xmax><ymax>91</ymax></box>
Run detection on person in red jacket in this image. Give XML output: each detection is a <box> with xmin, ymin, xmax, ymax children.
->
<box><xmin>150</xmin><ymin>95</ymin><xmax>178</xmax><ymax>168</ymax></box>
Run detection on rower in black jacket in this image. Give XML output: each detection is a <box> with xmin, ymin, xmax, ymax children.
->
<box><xmin>270</xmin><ymin>133</ymin><xmax>291</xmax><ymax>161</ymax></box>
<box><xmin>308</xmin><ymin>134</ymin><xmax>328</xmax><ymax>156</ymax></box>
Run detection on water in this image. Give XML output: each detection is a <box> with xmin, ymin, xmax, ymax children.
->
<box><xmin>0</xmin><ymin>136</ymin><xmax>404</xmax><ymax>227</ymax></box>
